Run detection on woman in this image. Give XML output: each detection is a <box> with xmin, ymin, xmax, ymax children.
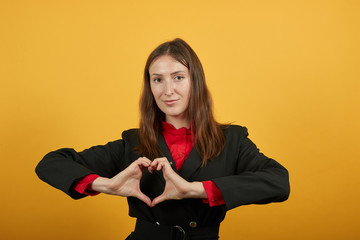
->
<box><xmin>35</xmin><ymin>38</ymin><xmax>290</xmax><ymax>240</ymax></box>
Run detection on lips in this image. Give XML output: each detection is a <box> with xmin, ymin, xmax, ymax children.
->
<box><xmin>163</xmin><ymin>99</ymin><xmax>178</xmax><ymax>105</ymax></box>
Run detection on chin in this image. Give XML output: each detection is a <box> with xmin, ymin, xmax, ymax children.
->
<box><xmin>165</xmin><ymin>112</ymin><xmax>182</xmax><ymax>118</ymax></box>
<box><xmin>161</xmin><ymin>108</ymin><xmax>180</xmax><ymax>116</ymax></box>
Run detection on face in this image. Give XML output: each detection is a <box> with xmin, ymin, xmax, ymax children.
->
<box><xmin>149</xmin><ymin>55</ymin><xmax>191</xmax><ymax>127</ymax></box>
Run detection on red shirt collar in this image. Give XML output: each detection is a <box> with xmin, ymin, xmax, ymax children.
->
<box><xmin>161</xmin><ymin>122</ymin><xmax>192</xmax><ymax>136</ymax></box>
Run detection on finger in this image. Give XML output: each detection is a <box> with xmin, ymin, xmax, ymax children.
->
<box><xmin>141</xmin><ymin>156</ymin><xmax>152</xmax><ymax>165</ymax></box>
<box><xmin>156</xmin><ymin>162</ymin><xmax>164</xmax><ymax>171</ymax></box>
<box><xmin>140</xmin><ymin>157</ymin><xmax>152</xmax><ymax>166</ymax></box>
<box><xmin>154</xmin><ymin>157</ymin><xmax>168</xmax><ymax>163</ymax></box>
<box><xmin>158</xmin><ymin>161</ymin><xmax>173</xmax><ymax>174</ymax></box>
<box><xmin>136</xmin><ymin>193</ymin><xmax>152</xmax><ymax>207</ymax></box>
<box><xmin>150</xmin><ymin>159</ymin><xmax>160</xmax><ymax>168</ymax></box>
<box><xmin>137</xmin><ymin>157</ymin><xmax>151</xmax><ymax>164</ymax></box>
<box><xmin>148</xmin><ymin>165</ymin><xmax>158</xmax><ymax>173</ymax></box>
<box><xmin>151</xmin><ymin>194</ymin><xmax>167</xmax><ymax>207</ymax></box>
<box><xmin>151</xmin><ymin>157</ymin><xmax>167</xmax><ymax>165</ymax></box>
<box><xmin>149</xmin><ymin>157</ymin><xmax>170</xmax><ymax>172</ymax></box>
<box><xmin>155</xmin><ymin>159</ymin><xmax>169</xmax><ymax>170</ymax></box>
<box><xmin>150</xmin><ymin>158</ymin><xmax>166</xmax><ymax>170</ymax></box>
<box><xmin>136</xmin><ymin>157</ymin><xmax>151</xmax><ymax>169</ymax></box>
<box><xmin>148</xmin><ymin>161</ymin><xmax>158</xmax><ymax>173</ymax></box>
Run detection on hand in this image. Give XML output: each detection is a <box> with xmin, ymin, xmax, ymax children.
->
<box><xmin>90</xmin><ymin>157</ymin><xmax>152</xmax><ymax>206</ymax></box>
<box><xmin>148</xmin><ymin>157</ymin><xmax>207</xmax><ymax>207</ymax></box>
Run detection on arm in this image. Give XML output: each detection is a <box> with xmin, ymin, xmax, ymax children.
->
<box><xmin>35</xmin><ymin>139</ymin><xmax>125</xmax><ymax>199</ymax></box>
<box><xmin>36</xmin><ymin>139</ymin><xmax>153</xmax><ymax>206</ymax></box>
<box><xmin>212</xmin><ymin>126</ymin><xmax>290</xmax><ymax>210</ymax></box>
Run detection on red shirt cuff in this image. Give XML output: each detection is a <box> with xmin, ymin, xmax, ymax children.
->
<box><xmin>202</xmin><ymin>180</ymin><xmax>225</xmax><ymax>207</ymax></box>
<box><xmin>74</xmin><ymin>174</ymin><xmax>100</xmax><ymax>196</ymax></box>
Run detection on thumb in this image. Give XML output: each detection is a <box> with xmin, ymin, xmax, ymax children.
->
<box><xmin>136</xmin><ymin>192</ymin><xmax>152</xmax><ymax>207</ymax></box>
<box><xmin>151</xmin><ymin>194</ymin><xmax>167</xmax><ymax>207</ymax></box>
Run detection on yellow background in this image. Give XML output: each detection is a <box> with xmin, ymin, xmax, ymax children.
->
<box><xmin>1</xmin><ymin>0</ymin><xmax>359</xmax><ymax>239</ymax></box>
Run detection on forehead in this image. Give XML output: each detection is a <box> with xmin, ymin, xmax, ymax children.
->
<box><xmin>149</xmin><ymin>55</ymin><xmax>188</xmax><ymax>74</ymax></box>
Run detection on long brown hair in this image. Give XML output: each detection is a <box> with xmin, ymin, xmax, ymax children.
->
<box><xmin>138</xmin><ymin>38</ymin><xmax>226</xmax><ymax>166</ymax></box>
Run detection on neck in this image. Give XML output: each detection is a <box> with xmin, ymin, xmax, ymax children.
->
<box><xmin>165</xmin><ymin>116</ymin><xmax>190</xmax><ymax>129</ymax></box>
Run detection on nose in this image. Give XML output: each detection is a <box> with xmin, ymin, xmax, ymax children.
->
<box><xmin>164</xmin><ymin>80</ymin><xmax>174</xmax><ymax>96</ymax></box>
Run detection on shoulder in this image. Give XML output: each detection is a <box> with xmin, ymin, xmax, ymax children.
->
<box><xmin>222</xmin><ymin>124</ymin><xmax>249</xmax><ymax>138</ymax></box>
<box><xmin>121</xmin><ymin>128</ymin><xmax>140</xmax><ymax>141</ymax></box>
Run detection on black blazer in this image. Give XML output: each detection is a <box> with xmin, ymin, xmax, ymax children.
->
<box><xmin>35</xmin><ymin>125</ymin><xmax>290</xmax><ymax>237</ymax></box>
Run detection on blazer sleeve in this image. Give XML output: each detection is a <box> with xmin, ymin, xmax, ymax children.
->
<box><xmin>35</xmin><ymin>139</ymin><xmax>125</xmax><ymax>199</ymax></box>
<box><xmin>212</xmin><ymin>126</ymin><xmax>290</xmax><ymax>210</ymax></box>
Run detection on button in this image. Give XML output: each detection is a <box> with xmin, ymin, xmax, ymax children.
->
<box><xmin>189</xmin><ymin>221</ymin><xmax>197</xmax><ymax>228</ymax></box>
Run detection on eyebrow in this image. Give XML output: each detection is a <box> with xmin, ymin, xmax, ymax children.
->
<box><xmin>151</xmin><ymin>71</ymin><xmax>186</xmax><ymax>76</ymax></box>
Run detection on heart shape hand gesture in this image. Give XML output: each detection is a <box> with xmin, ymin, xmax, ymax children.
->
<box><xmin>91</xmin><ymin>157</ymin><xmax>206</xmax><ymax>207</ymax></box>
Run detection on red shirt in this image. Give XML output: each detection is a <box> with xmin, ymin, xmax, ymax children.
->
<box><xmin>75</xmin><ymin>122</ymin><xmax>225</xmax><ymax>207</ymax></box>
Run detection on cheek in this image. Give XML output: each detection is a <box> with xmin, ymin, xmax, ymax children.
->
<box><xmin>184</xmin><ymin>83</ymin><xmax>191</xmax><ymax>101</ymax></box>
<box><xmin>150</xmin><ymin>85</ymin><xmax>161</xmax><ymax>99</ymax></box>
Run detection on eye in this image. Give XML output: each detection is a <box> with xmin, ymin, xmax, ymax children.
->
<box><xmin>175</xmin><ymin>76</ymin><xmax>184</xmax><ymax>81</ymax></box>
<box><xmin>153</xmin><ymin>78</ymin><xmax>161</xmax><ymax>83</ymax></box>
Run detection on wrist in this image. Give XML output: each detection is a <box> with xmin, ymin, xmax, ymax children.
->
<box><xmin>187</xmin><ymin>182</ymin><xmax>207</xmax><ymax>199</ymax></box>
<box><xmin>89</xmin><ymin>177</ymin><xmax>111</xmax><ymax>193</ymax></box>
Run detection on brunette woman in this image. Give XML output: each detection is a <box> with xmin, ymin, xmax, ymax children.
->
<box><xmin>36</xmin><ymin>38</ymin><xmax>290</xmax><ymax>240</ymax></box>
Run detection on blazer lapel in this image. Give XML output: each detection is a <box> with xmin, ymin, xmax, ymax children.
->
<box><xmin>158</xmin><ymin>133</ymin><xmax>203</xmax><ymax>180</ymax></box>
<box><xmin>178</xmin><ymin>147</ymin><xmax>202</xmax><ymax>180</ymax></box>
<box><xmin>155</xmin><ymin>134</ymin><xmax>178</xmax><ymax>184</ymax></box>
